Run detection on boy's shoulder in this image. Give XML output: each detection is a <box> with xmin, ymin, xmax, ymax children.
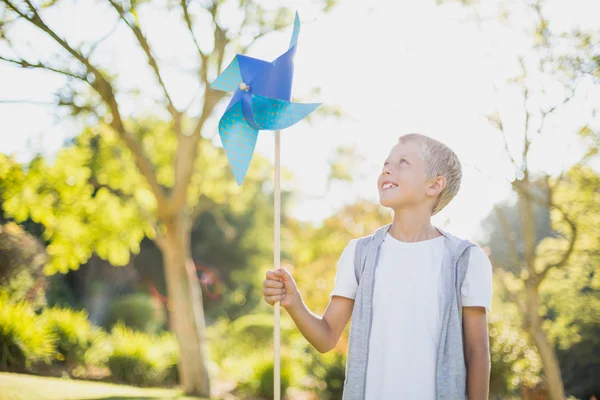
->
<box><xmin>438</xmin><ymin>228</ymin><xmax>489</xmax><ymax>262</ymax></box>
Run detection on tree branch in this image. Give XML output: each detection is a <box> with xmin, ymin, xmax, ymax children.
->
<box><xmin>208</xmin><ymin>3</ymin><xmax>227</xmax><ymax>79</ymax></box>
<box><xmin>170</xmin><ymin>93</ymin><xmax>222</xmax><ymax>213</ymax></box>
<box><xmin>495</xmin><ymin>268</ymin><xmax>527</xmax><ymax>315</ymax></box>
<box><xmin>510</xmin><ymin>181</ymin><xmax>578</xmax><ymax>286</ymax></box>
<box><xmin>171</xmin><ymin>1</ymin><xmax>227</xmax><ymax>214</ymax></box>
<box><xmin>486</xmin><ymin>110</ymin><xmax>519</xmax><ymax>170</ymax></box>
<box><xmin>0</xmin><ymin>55</ymin><xmax>85</xmax><ymax>80</ymax></box>
<box><xmin>536</xmin><ymin>202</ymin><xmax>577</xmax><ymax>286</ymax></box>
<box><xmin>107</xmin><ymin>0</ymin><xmax>180</xmax><ymax>125</ymax></box>
<box><xmin>537</xmin><ymin>85</ymin><xmax>577</xmax><ymax>135</ymax></box>
<box><xmin>180</xmin><ymin>0</ymin><xmax>205</xmax><ymax>61</ymax></box>
<box><xmin>3</xmin><ymin>0</ymin><xmax>170</xmax><ymax>215</ymax></box>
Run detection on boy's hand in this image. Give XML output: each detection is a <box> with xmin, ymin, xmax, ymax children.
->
<box><xmin>263</xmin><ymin>267</ymin><xmax>300</xmax><ymax>309</ymax></box>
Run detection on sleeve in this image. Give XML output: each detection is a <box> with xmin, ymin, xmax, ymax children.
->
<box><xmin>329</xmin><ymin>239</ymin><xmax>359</xmax><ymax>300</ymax></box>
<box><xmin>461</xmin><ymin>245</ymin><xmax>493</xmax><ymax>313</ymax></box>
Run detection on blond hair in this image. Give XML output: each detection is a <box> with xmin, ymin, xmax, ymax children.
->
<box><xmin>398</xmin><ymin>133</ymin><xmax>462</xmax><ymax>215</ymax></box>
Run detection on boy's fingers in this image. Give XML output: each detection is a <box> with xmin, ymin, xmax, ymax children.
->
<box><xmin>263</xmin><ymin>279</ymin><xmax>284</xmax><ymax>288</ymax></box>
<box><xmin>265</xmin><ymin>270</ymin><xmax>279</xmax><ymax>280</ymax></box>
<box><xmin>264</xmin><ymin>287</ymin><xmax>285</xmax><ymax>296</ymax></box>
<box><xmin>275</xmin><ymin>268</ymin><xmax>292</xmax><ymax>280</ymax></box>
<box><xmin>264</xmin><ymin>294</ymin><xmax>285</xmax><ymax>304</ymax></box>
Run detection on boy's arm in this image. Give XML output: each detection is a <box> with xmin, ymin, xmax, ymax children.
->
<box><xmin>264</xmin><ymin>268</ymin><xmax>354</xmax><ymax>353</ymax></box>
<box><xmin>463</xmin><ymin>306</ymin><xmax>490</xmax><ymax>400</ymax></box>
<box><xmin>286</xmin><ymin>294</ymin><xmax>354</xmax><ymax>353</ymax></box>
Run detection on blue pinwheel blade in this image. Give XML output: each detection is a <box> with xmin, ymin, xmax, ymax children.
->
<box><xmin>237</xmin><ymin>55</ymin><xmax>273</xmax><ymax>84</ymax></box>
<box><xmin>248</xmin><ymin>13</ymin><xmax>302</xmax><ymax>102</ymax></box>
<box><xmin>210</xmin><ymin>56</ymin><xmax>243</xmax><ymax>92</ymax></box>
<box><xmin>289</xmin><ymin>12</ymin><xmax>300</xmax><ymax>49</ymax></box>
<box><xmin>218</xmin><ymin>101</ymin><xmax>259</xmax><ymax>185</ymax></box>
<box><xmin>250</xmin><ymin>46</ymin><xmax>295</xmax><ymax>102</ymax></box>
<box><xmin>251</xmin><ymin>95</ymin><xmax>320</xmax><ymax>130</ymax></box>
<box><xmin>211</xmin><ymin>54</ymin><xmax>273</xmax><ymax>93</ymax></box>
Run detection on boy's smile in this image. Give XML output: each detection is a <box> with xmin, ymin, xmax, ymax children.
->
<box><xmin>381</xmin><ymin>181</ymin><xmax>398</xmax><ymax>190</ymax></box>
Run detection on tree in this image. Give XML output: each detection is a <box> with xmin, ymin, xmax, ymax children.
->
<box><xmin>437</xmin><ymin>0</ymin><xmax>599</xmax><ymax>398</ymax></box>
<box><xmin>0</xmin><ymin>1</ymin><xmax>334</xmax><ymax>395</ymax></box>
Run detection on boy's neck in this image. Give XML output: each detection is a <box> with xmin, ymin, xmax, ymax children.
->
<box><xmin>389</xmin><ymin>207</ymin><xmax>440</xmax><ymax>243</ymax></box>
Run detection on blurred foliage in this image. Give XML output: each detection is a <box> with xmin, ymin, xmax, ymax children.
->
<box><xmin>488</xmin><ymin>291</ymin><xmax>542</xmax><ymax>396</ymax></box>
<box><xmin>0</xmin><ymin>295</ymin><xmax>55</xmax><ymax>372</ymax></box>
<box><xmin>105</xmin><ymin>293</ymin><xmax>166</xmax><ymax>334</ymax></box>
<box><xmin>107</xmin><ymin>322</ymin><xmax>179</xmax><ymax>387</ymax></box>
<box><xmin>239</xmin><ymin>358</ymin><xmax>293</xmax><ymax>399</ymax></box>
<box><xmin>40</xmin><ymin>307</ymin><xmax>108</xmax><ymax>369</ymax></box>
<box><xmin>0</xmin><ymin>222</ymin><xmax>48</xmax><ymax>308</ymax></box>
<box><xmin>0</xmin><ymin>147</ymin><xmax>152</xmax><ymax>274</ymax></box>
<box><xmin>539</xmin><ymin>166</ymin><xmax>600</xmax><ymax>399</ymax></box>
<box><xmin>307</xmin><ymin>350</ymin><xmax>346</xmax><ymax>399</ymax></box>
<box><xmin>327</xmin><ymin>144</ymin><xmax>365</xmax><ymax>185</ymax></box>
<box><xmin>481</xmin><ymin>166</ymin><xmax>600</xmax><ymax>397</ymax></box>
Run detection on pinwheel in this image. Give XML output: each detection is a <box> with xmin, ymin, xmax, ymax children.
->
<box><xmin>210</xmin><ymin>12</ymin><xmax>320</xmax><ymax>399</ymax></box>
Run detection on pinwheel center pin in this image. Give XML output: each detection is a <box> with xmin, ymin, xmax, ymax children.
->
<box><xmin>239</xmin><ymin>82</ymin><xmax>250</xmax><ymax>91</ymax></box>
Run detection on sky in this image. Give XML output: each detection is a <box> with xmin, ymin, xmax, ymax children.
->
<box><xmin>1</xmin><ymin>0</ymin><xmax>599</xmax><ymax>241</ymax></box>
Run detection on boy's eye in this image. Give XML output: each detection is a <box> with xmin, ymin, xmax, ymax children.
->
<box><xmin>399</xmin><ymin>158</ymin><xmax>408</xmax><ymax>164</ymax></box>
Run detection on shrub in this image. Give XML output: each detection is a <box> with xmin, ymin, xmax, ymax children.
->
<box><xmin>240</xmin><ymin>357</ymin><xmax>293</xmax><ymax>399</ymax></box>
<box><xmin>40</xmin><ymin>307</ymin><xmax>108</xmax><ymax>369</ymax></box>
<box><xmin>0</xmin><ymin>295</ymin><xmax>54</xmax><ymax>371</ymax></box>
<box><xmin>107</xmin><ymin>323</ymin><xmax>178</xmax><ymax>387</ymax></box>
<box><xmin>0</xmin><ymin>223</ymin><xmax>48</xmax><ymax>309</ymax></box>
<box><xmin>321</xmin><ymin>352</ymin><xmax>346</xmax><ymax>399</ymax></box>
<box><xmin>105</xmin><ymin>293</ymin><xmax>165</xmax><ymax>334</ymax></box>
<box><xmin>305</xmin><ymin>349</ymin><xmax>347</xmax><ymax>399</ymax></box>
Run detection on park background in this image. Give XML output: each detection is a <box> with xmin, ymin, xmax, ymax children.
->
<box><xmin>0</xmin><ymin>0</ymin><xmax>599</xmax><ymax>399</ymax></box>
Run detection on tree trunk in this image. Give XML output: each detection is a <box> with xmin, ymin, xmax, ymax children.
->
<box><xmin>518</xmin><ymin>184</ymin><xmax>566</xmax><ymax>400</ymax></box>
<box><xmin>161</xmin><ymin>213</ymin><xmax>211</xmax><ymax>397</ymax></box>
<box><xmin>525</xmin><ymin>285</ymin><xmax>566</xmax><ymax>400</ymax></box>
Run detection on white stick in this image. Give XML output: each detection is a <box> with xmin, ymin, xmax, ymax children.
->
<box><xmin>274</xmin><ymin>130</ymin><xmax>281</xmax><ymax>400</ymax></box>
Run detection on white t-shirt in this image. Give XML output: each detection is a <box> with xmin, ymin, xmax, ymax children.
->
<box><xmin>330</xmin><ymin>233</ymin><xmax>493</xmax><ymax>400</ymax></box>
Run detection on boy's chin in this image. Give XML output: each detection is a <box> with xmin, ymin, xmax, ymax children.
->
<box><xmin>378</xmin><ymin>196</ymin><xmax>398</xmax><ymax>208</ymax></box>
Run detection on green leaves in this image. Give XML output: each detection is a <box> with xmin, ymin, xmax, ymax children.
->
<box><xmin>0</xmin><ymin>131</ymin><xmax>153</xmax><ymax>274</ymax></box>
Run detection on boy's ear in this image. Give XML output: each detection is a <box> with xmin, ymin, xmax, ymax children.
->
<box><xmin>427</xmin><ymin>176</ymin><xmax>446</xmax><ymax>197</ymax></box>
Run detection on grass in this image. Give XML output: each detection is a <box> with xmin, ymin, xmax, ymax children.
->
<box><xmin>0</xmin><ymin>372</ymin><xmax>208</xmax><ymax>400</ymax></box>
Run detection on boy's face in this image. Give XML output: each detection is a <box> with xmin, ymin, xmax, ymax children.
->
<box><xmin>377</xmin><ymin>140</ymin><xmax>439</xmax><ymax>210</ymax></box>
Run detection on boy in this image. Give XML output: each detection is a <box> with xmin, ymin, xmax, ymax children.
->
<box><xmin>263</xmin><ymin>133</ymin><xmax>492</xmax><ymax>400</ymax></box>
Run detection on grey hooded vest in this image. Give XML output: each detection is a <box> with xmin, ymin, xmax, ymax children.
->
<box><xmin>342</xmin><ymin>224</ymin><xmax>476</xmax><ymax>400</ymax></box>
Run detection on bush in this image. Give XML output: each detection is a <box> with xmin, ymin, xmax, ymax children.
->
<box><xmin>321</xmin><ymin>352</ymin><xmax>346</xmax><ymax>399</ymax></box>
<box><xmin>306</xmin><ymin>349</ymin><xmax>346</xmax><ymax>399</ymax></box>
<box><xmin>0</xmin><ymin>223</ymin><xmax>48</xmax><ymax>309</ymax></box>
<box><xmin>240</xmin><ymin>358</ymin><xmax>293</xmax><ymax>399</ymax></box>
<box><xmin>107</xmin><ymin>323</ymin><xmax>178</xmax><ymax>387</ymax></box>
<box><xmin>40</xmin><ymin>307</ymin><xmax>108</xmax><ymax>369</ymax></box>
<box><xmin>0</xmin><ymin>295</ymin><xmax>55</xmax><ymax>372</ymax></box>
<box><xmin>105</xmin><ymin>293</ymin><xmax>165</xmax><ymax>334</ymax></box>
